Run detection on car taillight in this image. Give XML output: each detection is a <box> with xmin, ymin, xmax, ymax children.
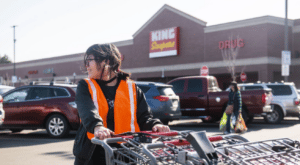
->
<box><xmin>153</xmin><ymin>96</ymin><xmax>169</xmax><ymax>102</ymax></box>
<box><xmin>262</xmin><ymin>93</ymin><xmax>266</xmax><ymax>104</ymax></box>
<box><xmin>0</xmin><ymin>96</ymin><xmax>3</xmax><ymax>103</ymax></box>
<box><xmin>294</xmin><ymin>98</ymin><xmax>300</xmax><ymax>105</ymax></box>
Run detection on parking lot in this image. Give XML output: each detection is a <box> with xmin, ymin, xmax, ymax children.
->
<box><xmin>1</xmin><ymin>117</ymin><xmax>300</xmax><ymax>165</ymax></box>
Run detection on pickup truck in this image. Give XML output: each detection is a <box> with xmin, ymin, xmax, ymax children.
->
<box><xmin>167</xmin><ymin>76</ymin><xmax>272</xmax><ymax>124</ymax></box>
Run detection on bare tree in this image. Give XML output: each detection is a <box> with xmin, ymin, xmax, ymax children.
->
<box><xmin>221</xmin><ymin>36</ymin><xmax>241</xmax><ymax>81</ymax></box>
<box><xmin>0</xmin><ymin>54</ymin><xmax>12</xmax><ymax>64</ymax></box>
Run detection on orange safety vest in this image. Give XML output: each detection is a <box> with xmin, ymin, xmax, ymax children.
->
<box><xmin>84</xmin><ymin>78</ymin><xmax>140</xmax><ymax>140</ymax></box>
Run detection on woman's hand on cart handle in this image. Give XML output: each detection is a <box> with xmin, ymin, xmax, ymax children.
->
<box><xmin>152</xmin><ymin>124</ymin><xmax>170</xmax><ymax>132</ymax></box>
<box><xmin>94</xmin><ymin>126</ymin><xmax>114</xmax><ymax>140</ymax></box>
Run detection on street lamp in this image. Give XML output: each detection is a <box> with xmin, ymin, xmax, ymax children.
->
<box><xmin>73</xmin><ymin>72</ymin><xmax>76</xmax><ymax>84</ymax></box>
<box><xmin>11</xmin><ymin>25</ymin><xmax>17</xmax><ymax>86</ymax></box>
<box><xmin>284</xmin><ymin>0</ymin><xmax>289</xmax><ymax>82</ymax></box>
<box><xmin>12</xmin><ymin>25</ymin><xmax>17</xmax><ymax>76</ymax></box>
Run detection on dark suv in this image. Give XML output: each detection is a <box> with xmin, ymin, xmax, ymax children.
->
<box><xmin>0</xmin><ymin>83</ymin><xmax>79</xmax><ymax>138</ymax></box>
<box><xmin>135</xmin><ymin>81</ymin><xmax>181</xmax><ymax>125</ymax></box>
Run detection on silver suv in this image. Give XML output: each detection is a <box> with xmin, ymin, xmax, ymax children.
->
<box><xmin>237</xmin><ymin>82</ymin><xmax>300</xmax><ymax>124</ymax></box>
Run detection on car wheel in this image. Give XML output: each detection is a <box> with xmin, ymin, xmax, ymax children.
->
<box><xmin>10</xmin><ymin>129</ymin><xmax>23</xmax><ymax>133</ymax></box>
<box><xmin>46</xmin><ymin>114</ymin><xmax>70</xmax><ymax>138</ymax></box>
<box><xmin>264</xmin><ymin>106</ymin><xmax>283</xmax><ymax>124</ymax></box>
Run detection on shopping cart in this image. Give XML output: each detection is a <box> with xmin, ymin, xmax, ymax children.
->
<box><xmin>215</xmin><ymin>138</ymin><xmax>300</xmax><ymax>164</ymax></box>
<box><xmin>91</xmin><ymin>131</ymin><xmax>300</xmax><ymax>164</ymax></box>
<box><xmin>91</xmin><ymin>130</ymin><xmax>249</xmax><ymax>165</ymax></box>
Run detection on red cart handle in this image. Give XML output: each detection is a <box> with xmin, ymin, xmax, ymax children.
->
<box><xmin>112</xmin><ymin>131</ymin><xmax>179</xmax><ymax>138</ymax></box>
<box><xmin>140</xmin><ymin>131</ymin><xmax>179</xmax><ymax>136</ymax></box>
<box><xmin>163</xmin><ymin>136</ymin><xmax>223</xmax><ymax>146</ymax></box>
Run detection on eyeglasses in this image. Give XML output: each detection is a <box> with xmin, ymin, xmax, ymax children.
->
<box><xmin>85</xmin><ymin>58</ymin><xmax>95</xmax><ymax>62</ymax></box>
<box><xmin>85</xmin><ymin>58</ymin><xmax>96</xmax><ymax>66</ymax></box>
<box><xmin>85</xmin><ymin>58</ymin><xmax>112</xmax><ymax>69</ymax></box>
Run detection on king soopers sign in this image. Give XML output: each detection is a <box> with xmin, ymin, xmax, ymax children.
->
<box><xmin>149</xmin><ymin>27</ymin><xmax>180</xmax><ymax>58</ymax></box>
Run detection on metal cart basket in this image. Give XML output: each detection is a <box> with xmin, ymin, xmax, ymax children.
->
<box><xmin>91</xmin><ymin>131</ymin><xmax>300</xmax><ymax>165</ymax></box>
<box><xmin>215</xmin><ymin>138</ymin><xmax>300</xmax><ymax>164</ymax></box>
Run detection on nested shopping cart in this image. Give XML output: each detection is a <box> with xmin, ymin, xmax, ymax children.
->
<box><xmin>216</xmin><ymin>138</ymin><xmax>300</xmax><ymax>164</ymax></box>
<box><xmin>91</xmin><ymin>130</ymin><xmax>300</xmax><ymax>165</ymax></box>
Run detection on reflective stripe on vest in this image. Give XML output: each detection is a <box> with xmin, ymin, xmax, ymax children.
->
<box><xmin>84</xmin><ymin>78</ymin><xmax>140</xmax><ymax>140</ymax></box>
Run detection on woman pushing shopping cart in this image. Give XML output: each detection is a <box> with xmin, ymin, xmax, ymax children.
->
<box><xmin>73</xmin><ymin>43</ymin><xmax>171</xmax><ymax>165</ymax></box>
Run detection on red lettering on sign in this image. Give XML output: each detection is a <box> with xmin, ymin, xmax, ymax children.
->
<box><xmin>231</xmin><ymin>39</ymin><xmax>237</xmax><ymax>48</ymax></box>
<box><xmin>238</xmin><ymin>38</ymin><xmax>244</xmax><ymax>47</ymax></box>
<box><xmin>219</xmin><ymin>38</ymin><xmax>245</xmax><ymax>50</ymax></box>
<box><xmin>225</xmin><ymin>40</ymin><xmax>230</xmax><ymax>49</ymax></box>
<box><xmin>219</xmin><ymin>41</ymin><xmax>224</xmax><ymax>49</ymax></box>
<box><xmin>28</xmin><ymin>70</ymin><xmax>38</xmax><ymax>74</ymax></box>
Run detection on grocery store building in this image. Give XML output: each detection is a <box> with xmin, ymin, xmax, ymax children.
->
<box><xmin>1</xmin><ymin>4</ymin><xmax>300</xmax><ymax>89</ymax></box>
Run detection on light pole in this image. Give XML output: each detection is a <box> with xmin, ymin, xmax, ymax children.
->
<box><xmin>11</xmin><ymin>25</ymin><xmax>17</xmax><ymax>86</ymax></box>
<box><xmin>284</xmin><ymin>0</ymin><xmax>288</xmax><ymax>82</ymax></box>
<box><xmin>12</xmin><ymin>25</ymin><xmax>17</xmax><ymax>76</ymax></box>
<box><xmin>73</xmin><ymin>72</ymin><xmax>76</xmax><ymax>84</ymax></box>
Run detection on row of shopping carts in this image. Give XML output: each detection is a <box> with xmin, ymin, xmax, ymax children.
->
<box><xmin>91</xmin><ymin>130</ymin><xmax>300</xmax><ymax>165</ymax></box>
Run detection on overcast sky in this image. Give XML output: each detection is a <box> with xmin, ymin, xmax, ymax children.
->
<box><xmin>0</xmin><ymin>0</ymin><xmax>300</xmax><ymax>63</ymax></box>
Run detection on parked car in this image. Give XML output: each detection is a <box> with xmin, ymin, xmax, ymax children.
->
<box><xmin>233</xmin><ymin>82</ymin><xmax>300</xmax><ymax>124</ymax></box>
<box><xmin>0</xmin><ymin>95</ymin><xmax>4</xmax><ymax>125</ymax></box>
<box><xmin>167</xmin><ymin>76</ymin><xmax>272</xmax><ymax>124</ymax></box>
<box><xmin>0</xmin><ymin>85</ymin><xmax>15</xmax><ymax>95</ymax></box>
<box><xmin>135</xmin><ymin>81</ymin><xmax>181</xmax><ymax>125</ymax></box>
<box><xmin>0</xmin><ymin>83</ymin><xmax>79</xmax><ymax>138</ymax></box>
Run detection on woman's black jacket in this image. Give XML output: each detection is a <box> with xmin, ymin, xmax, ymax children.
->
<box><xmin>73</xmin><ymin>78</ymin><xmax>162</xmax><ymax>161</ymax></box>
<box><xmin>228</xmin><ymin>90</ymin><xmax>242</xmax><ymax>114</ymax></box>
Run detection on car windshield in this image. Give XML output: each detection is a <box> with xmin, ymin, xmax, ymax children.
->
<box><xmin>208</xmin><ymin>78</ymin><xmax>218</xmax><ymax>89</ymax></box>
<box><xmin>208</xmin><ymin>78</ymin><xmax>221</xmax><ymax>92</ymax></box>
<box><xmin>3</xmin><ymin>88</ymin><xmax>29</xmax><ymax>102</ymax></box>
